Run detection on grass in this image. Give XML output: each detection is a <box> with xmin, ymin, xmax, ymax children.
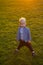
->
<box><xmin>0</xmin><ymin>0</ymin><xmax>43</xmax><ymax>65</ymax></box>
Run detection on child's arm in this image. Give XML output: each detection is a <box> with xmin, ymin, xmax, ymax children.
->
<box><xmin>28</xmin><ymin>28</ymin><xmax>31</xmax><ymax>43</ymax></box>
<box><xmin>17</xmin><ymin>28</ymin><xmax>20</xmax><ymax>41</ymax></box>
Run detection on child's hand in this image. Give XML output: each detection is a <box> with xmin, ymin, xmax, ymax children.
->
<box><xmin>28</xmin><ymin>41</ymin><xmax>31</xmax><ymax>43</ymax></box>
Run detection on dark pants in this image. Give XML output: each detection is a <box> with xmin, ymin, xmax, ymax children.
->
<box><xmin>17</xmin><ymin>40</ymin><xmax>34</xmax><ymax>52</ymax></box>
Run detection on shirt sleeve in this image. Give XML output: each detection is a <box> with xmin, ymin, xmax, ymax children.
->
<box><xmin>16</xmin><ymin>28</ymin><xmax>20</xmax><ymax>41</ymax></box>
<box><xmin>27</xmin><ymin>28</ymin><xmax>31</xmax><ymax>41</ymax></box>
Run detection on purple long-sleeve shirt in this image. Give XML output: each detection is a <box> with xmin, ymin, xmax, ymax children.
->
<box><xmin>17</xmin><ymin>27</ymin><xmax>31</xmax><ymax>42</ymax></box>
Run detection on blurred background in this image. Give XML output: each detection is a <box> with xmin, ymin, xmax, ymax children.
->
<box><xmin>0</xmin><ymin>0</ymin><xmax>43</xmax><ymax>65</ymax></box>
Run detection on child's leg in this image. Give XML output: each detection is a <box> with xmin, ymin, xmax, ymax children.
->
<box><xmin>26</xmin><ymin>42</ymin><xmax>35</xmax><ymax>56</ymax></box>
<box><xmin>16</xmin><ymin>40</ymin><xmax>24</xmax><ymax>51</ymax></box>
<box><xmin>17</xmin><ymin>42</ymin><xmax>23</xmax><ymax>50</ymax></box>
<box><xmin>26</xmin><ymin>42</ymin><xmax>34</xmax><ymax>52</ymax></box>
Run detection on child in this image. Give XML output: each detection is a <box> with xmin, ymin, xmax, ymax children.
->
<box><xmin>16</xmin><ymin>17</ymin><xmax>35</xmax><ymax>56</ymax></box>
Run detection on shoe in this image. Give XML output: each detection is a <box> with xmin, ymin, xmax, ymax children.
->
<box><xmin>32</xmin><ymin>51</ymin><xmax>36</xmax><ymax>57</ymax></box>
<box><xmin>15</xmin><ymin>49</ymin><xmax>19</xmax><ymax>54</ymax></box>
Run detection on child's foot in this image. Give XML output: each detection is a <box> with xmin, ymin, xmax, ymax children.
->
<box><xmin>32</xmin><ymin>51</ymin><xmax>36</xmax><ymax>57</ymax></box>
<box><xmin>15</xmin><ymin>49</ymin><xmax>19</xmax><ymax>54</ymax></box>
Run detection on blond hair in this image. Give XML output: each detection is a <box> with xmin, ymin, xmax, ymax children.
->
<box><xmin>19</xmin><ymin>17</ymin><xmax>26</xmax><ymax>23</ymax></box>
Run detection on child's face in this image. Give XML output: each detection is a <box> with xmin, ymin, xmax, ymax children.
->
<box><xmin>20</xmin><ymin>22</ymin><xmax>26</xmax><ymax>27</ymax></box>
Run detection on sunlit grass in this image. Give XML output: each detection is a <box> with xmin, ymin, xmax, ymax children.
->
<box><xmin>0</xmin><ymin>0</ymin><xmax>43</xmax><ymax>65</ymax></box>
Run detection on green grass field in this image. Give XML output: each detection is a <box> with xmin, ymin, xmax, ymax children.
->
<box><xmin>0</xmin><ymin>0</ymin><xmax>43</xmax><ymax>65</ymax></box>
